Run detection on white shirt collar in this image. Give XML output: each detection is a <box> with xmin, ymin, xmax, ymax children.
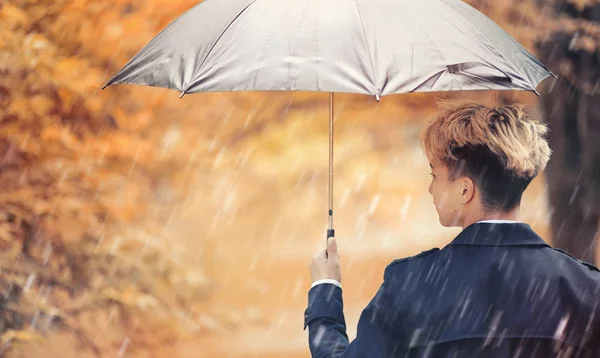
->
<box><xmin>477</xmin><ymin>220</ymin><xmax>521</xmax><ymax>224</ymax></box>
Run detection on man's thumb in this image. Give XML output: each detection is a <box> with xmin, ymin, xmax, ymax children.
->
<box><xmin>327</xmin><ymin>237</ymin><xmax>338</xmax><ymax>256</ymax></box>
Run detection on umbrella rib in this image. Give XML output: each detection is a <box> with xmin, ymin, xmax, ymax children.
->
<box><xmin>403</xmin><ymin>6</ymin><xmax>448</xmax><ymax>64</ymax></box>
<box><xmin>104</xmin><ymin>1</ymin><xmax>208</xmax><ymax>90</ymax></box>
<box><xmin>435</xmin><ymin>0</ymin><xmax>533</xmax><ymax>87</ymax></box>
<box><xmin>181</xmin><ymin>0</ymin><xmax>260</xmax><ymax>96</ymax></box>
<box><xmin>353</xmin><ymin>0</ymin><xmax>378</xmax><ymax>96</ymax></box>
<box><xmin>409</xmin><ymin>69</ymin><xmax>445</xmax><ymax>92</ymax></box>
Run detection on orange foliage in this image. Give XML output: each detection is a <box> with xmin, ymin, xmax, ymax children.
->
<box><xmin>0</xmin><ymin>1</ymin><xmax>211</xmax><ymax>355</ymax></box>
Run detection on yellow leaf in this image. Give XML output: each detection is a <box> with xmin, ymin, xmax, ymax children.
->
<box><xmin>0</xmin><ymin>188</ymin><xmax>36</xmax><ymax>203</ymax></box>
<box><xmin>101</xmin><ymin>287</ymin><xmax>159</xmax><ymax>310</ymax></box>
<box><xmin>32</xmin><ymin>201</ymin><xmax>53</xmax><ymax>216</ymax></box>
<box><xmin>1</xmin><ymin>329</ymin><xmax>47</xmax><ymax>345</ymax></box>
<box><xmin>29</xmin><ymin>96</ymin><xmax>54</xmax><ymax>117</ymax></box>
<box><xmin>55</xmin><ymin>57</ymin><xmax>81</xmax><ymax>78</ymax></box>
<box><xmin>113</xmin><ymin>109</ymin><xmax>153</xmax><ymax>131</ymax></box>
<box><xmin>56</xmin><ymin>87</ymin><xmax>76</xmax><ymax>110</ymax></box>
<box><xmin>24</xmin><ymin>34</ymin><xmax>50</xmax><ymax>52</ymax></box>
<box><xmin>0</xmin><ymin>223</ymin><xmax>13</xmax><ymax>241</ymax></box>
<box><xmin>0</xmin><ymin>5</ymin><xmax>30</xmax><ymax>27</ymax></box>
<box><xmin>40</xmin><ymin>125</ymin><xmax>82</xmax><ymax>152</ymax></box>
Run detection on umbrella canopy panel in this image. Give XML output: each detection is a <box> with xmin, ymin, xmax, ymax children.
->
<box><xmin>104</xmin><ymin>0</ymin><xmax>553</xmax><ymax>97</ymax></box>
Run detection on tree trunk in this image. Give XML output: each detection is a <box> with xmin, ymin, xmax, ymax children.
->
<box><xmin>536</xmin><ymin>0</ymin><xmax>600</xmax><ymax>264</ymax></box>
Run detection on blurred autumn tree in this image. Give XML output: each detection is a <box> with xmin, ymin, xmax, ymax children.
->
<box><xmin>0</xmin><ymin>1</ymin><xmax>216</xmax><ymax>355</ymax></box>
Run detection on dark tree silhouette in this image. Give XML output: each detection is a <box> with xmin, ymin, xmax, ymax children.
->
<box><xmin>536</xmin><ymin>0</ymin><xmax>600</xmax><ymax>264</ymax></box>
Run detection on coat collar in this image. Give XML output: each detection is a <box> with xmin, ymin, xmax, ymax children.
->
<box><xmin>448</xmin><ymin>222</ymin><xmax>549</xmax><ymax>247</ymax></box>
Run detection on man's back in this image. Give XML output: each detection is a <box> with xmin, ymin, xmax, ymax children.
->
<box><xmin>305</xmin><ymin>222</ymin><xmax>600</xmax><ymax>357</ymax></box>
<box><xmin>384</xmin><ymin>222</ymin><xmax>600</xmax><ymax>357</ymax></box>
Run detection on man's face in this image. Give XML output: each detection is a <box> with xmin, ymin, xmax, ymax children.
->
<box><xmin>428</xmin><ymin>160</ymin><xmax>464</xmax><ymax>227</ymax></box>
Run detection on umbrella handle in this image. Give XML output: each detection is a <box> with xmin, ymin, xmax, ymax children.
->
<box><xmin>327</xmin><ymin>228</ymin><xmax>335</xmax><ymax>239</ymax></box>
<box><xmin>326</xmin><ymin>228</ymin><xmax>335</xmax><ymax>259</ymax></box>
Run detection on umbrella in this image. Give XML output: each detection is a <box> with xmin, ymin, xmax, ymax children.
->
<box><xmin>102</xmin><ymin>0</ymin><xmax>555</xmax><ymax>240</ymax></box>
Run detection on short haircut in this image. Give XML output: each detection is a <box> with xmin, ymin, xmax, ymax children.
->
<box><xmin>421</xmin><ymin>100</ymin><xmax>552</xmax><ymax>212</ymax></box>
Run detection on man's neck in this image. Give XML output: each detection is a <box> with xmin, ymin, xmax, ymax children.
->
<box><xmin>461</xmin><ymin>208</ymin><xmax>521</xmax><ymax>229</ymax></box>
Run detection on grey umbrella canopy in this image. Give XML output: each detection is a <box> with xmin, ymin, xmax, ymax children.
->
<box><xmin>103</xmin><ymin>0</ymin><xmax>555</xmax><ymax>238</ymax></box>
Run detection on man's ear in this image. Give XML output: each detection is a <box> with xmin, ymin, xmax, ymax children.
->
<box><xmin>460</xmin><ymin>177</ymin><xmax>476</xmax><ymax>204</ymax></box>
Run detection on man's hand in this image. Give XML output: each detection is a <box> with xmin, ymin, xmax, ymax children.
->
<box><xmin>309</xmin><ymin>237</ymin><xmax>342</xmax><ymax>284</ymax></box>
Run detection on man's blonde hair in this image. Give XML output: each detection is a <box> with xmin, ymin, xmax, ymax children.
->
<box><xmin>421</xmin><ymin>100</ymin><xmax>552</xmax><ymax>211</ymax></box>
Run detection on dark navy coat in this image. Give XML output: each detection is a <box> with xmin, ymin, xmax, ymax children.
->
<box><xmin>304</xmin><ymin>222</ymin><xmax>600</xmax><ymax>357</ymax></box>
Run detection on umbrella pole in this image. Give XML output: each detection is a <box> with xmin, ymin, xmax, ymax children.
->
<box><xmin>327</xmin><ymin>92</ymin><xmax>335</xmax><ymax>241</ymax></box>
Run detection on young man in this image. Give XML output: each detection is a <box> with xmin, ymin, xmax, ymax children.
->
<box><xmin>305</xmin><ymin>102</ymin><xmax>600</xmax><ymax>357</ymax></box>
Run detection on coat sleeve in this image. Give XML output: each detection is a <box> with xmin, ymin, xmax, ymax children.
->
<box><xmin>303</xmin><ymin>277</ymin><xmax>397</xmax><ymax>358</ymax></box>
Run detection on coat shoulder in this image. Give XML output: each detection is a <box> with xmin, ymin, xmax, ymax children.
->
<box><xmin>552</xmin><ymin>248</ymin><xmax>600</xmax><ymax>272</ymax></box>
<box><xmin>386</xmin><ymin>248</ymin><xmax>440</xmax><ymax>269</ymax></box>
